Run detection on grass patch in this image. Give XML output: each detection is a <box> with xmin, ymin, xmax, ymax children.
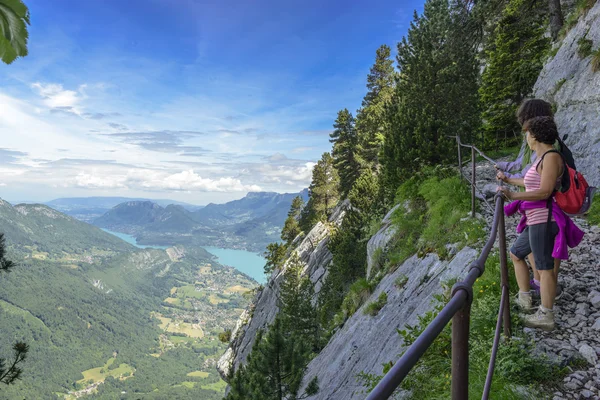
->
<box><xmin>386</xmin><ymin>168</ymin><xmax>485</xmax><ymax>270</ymax></box>
<box><xmin>484</xmin><ymin>143</ymin><xmax>521</xmax><ymax>161</ymax></box>
<box><xmin>187</xmin><ymin>371</ymin><xmax>210</xmax><ymax>378</ymax></box>
<box><xmin>77</xmin><ymin>357</ymin><xmax>134</xmax><ymax>385</ymax></box>
<box><xmin>577</xmin><ymin>37</ymin><xmax>594</xmax><ymax>58</ymax></box>
<box><xmin>592</xmin><ymin>48</ymin><xmax>600</xmax><ymax>72</ymax></box>
<box><xmin>560</xmin><ymin>0</ymin><xmax>596</xmax><ymax>38</ymax></box>
<box><xmin>395</xmin><ymin>275</ymin><xmax>408</xmax><ymax>290</ymax></box>
<box><xmin>180</xmin><ymin>381</ymin><xmax>196</xmax><ymax>388</ymax></box>
<box><xmin>201</xmin><ymin>379</ymin><xmax>228</xmax><ymax>392</ymax></box>
<box><xmin>209</xmin><ymin>293</ymin><xmax>230</xmax><ymax>304</ymax></box>
<box><xmin>359</xmin><ymin>253</ymin><xmax>566</xmax><ymax>398</ymax></box>
<box><xmin>332</xmin><ymin>278</ymin><xmax>376</xmax><ymax>326</ymax></box>
<box><xmin>364</xmin><ymin>292</ymin><xmax>388</xmax><ymax>316</ymax></box>
<box><xmin>553</xmin><ymin>78</ymin><xmax>567</xmax><ymax>95</ymax></box>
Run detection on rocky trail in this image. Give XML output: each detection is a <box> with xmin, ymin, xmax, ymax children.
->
<box><xmin>469</xmin><ymin>160</ymin><xmax>600</xmax><ymax>399</ymax></box>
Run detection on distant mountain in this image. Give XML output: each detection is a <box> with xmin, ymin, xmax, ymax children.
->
<box><xmin>0</xmin><ymin>199</ymin><xmax>134</xmax><ymax>258</ymax></box>
<box><xmin>93</xmin><ymin>189</ymin><xmax>309</xmax><ymax>252</ymax></box>
<box><xmin>45</xmin><ymin>196</ymin><xmax>204</xmax><ymax>222</ymax></box>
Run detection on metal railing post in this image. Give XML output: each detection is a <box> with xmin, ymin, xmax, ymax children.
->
<box><xmin>452</xmin><ymin>298</ymin><xmax>471</xmax><ymax>400</ymax></box>
<box><xmin>457</xmin><ymin>136</ymin><xmax>462</xmax><ymax>181</ymax></box>
<box><xmin>471</xmin><ymin>147</ymin><xmax>476</xmax><ymax>218</ymax></box>
<box><xmin>497</xmin><ymin>201</ymin><xmax>512</xmax><ymax>337</ymax></box>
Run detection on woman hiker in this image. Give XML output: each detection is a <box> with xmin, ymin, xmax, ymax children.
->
<box><xmin>497</xmin><ymin>116</ymin><xmax>584</xmax><ymax>331</ymax></box>
<box><xmin>495</xmin><ymin>98</ymin><xmax>562</xmax><ymax>297</ymax></box>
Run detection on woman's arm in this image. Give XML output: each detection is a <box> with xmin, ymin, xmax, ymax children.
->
<box><xmin>496</xmin><ymin>171</ymin><xmax>525</xmax><ymax>187</ymax></box>
<box><xmin>507</xmin><ymin>152</ymin><xmax>562</xmax><ymax>201</ymax></box>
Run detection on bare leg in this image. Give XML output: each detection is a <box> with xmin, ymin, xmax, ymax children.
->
<box><xmin>511</xmin><ymin>252</ymin><xmax>531</xmax><ymax>292</ymax></box>
<box><xmin>554</xmin><ymin>258</ymin><xmax>560</xmax><ymax>281</ymax></box>
<box><xmin>539</xmin><ymin>268</ymin><xmax>557</xmax><ymax>309</ymax></box>
<box><xmin>528</xmin><ymin>253</ymin><xmax>540</xmax><ymax>281</ymax></box>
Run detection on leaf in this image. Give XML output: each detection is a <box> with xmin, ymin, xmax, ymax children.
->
<box><xmin>0</xmin><ymin>0</ymin><xmax>30</xmax><ymax>64</ymax></box>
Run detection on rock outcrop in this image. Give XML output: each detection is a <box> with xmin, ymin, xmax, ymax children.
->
<box><xmin>366</xmin><ymin>204</ymin><xmax>400</xmax><ymax>279</ymax></box>
<box><xmin>297</xmin><ymin>247</ymin><xmax>478</xmax><ymax>399</ymax></box>
<box><xmin>217</xmin><ymin>201</ymin><xmax>349</xmax><ymax>380</ymax></box>
<box><xmin>534</xmin><ymin>1</ymin><xmax>600</xmax><ymax>186</ymax></box>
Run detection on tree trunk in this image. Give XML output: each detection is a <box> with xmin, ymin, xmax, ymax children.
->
<box><xmin>549</xmin><ymin>0</ymin><xmax>564</xmax><ymax>41</ymax></box>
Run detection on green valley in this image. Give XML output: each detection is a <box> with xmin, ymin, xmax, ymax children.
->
<box><xmin>0</xmin><ymin>199</ymin><xmax>256</xmax><ymax>399</ymax></box>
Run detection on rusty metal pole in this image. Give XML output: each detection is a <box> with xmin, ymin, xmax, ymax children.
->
<box><xmin>471</xmin><ymin>147</ymin><xmax>476</xmax><ymax>218</ymax></box>
<box><xmin>498</xmin><ymin>200</ymin><xmax>512</xmax><ymax>338</ymax></box>
<box><xmin>452</xmin><ymin>299</ymin><xmax>471</xmax><ymax>400</ymax></box>
<box><xmin>457</xmin><ymin>136</ymin><xmax>462</xmax><ymax>181</ymax></box>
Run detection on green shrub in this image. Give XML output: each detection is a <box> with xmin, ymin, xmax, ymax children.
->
<box><xmin>560</xmin><ymin>0</ymin><xmax>597</xmax><ymax>38</ymax></box>
<box><xmin>218</xmin><ymin>329</ymin><xmax>232</xmax><ymax>343</ymax></box>
<box><xmin>587</xmin><ymin>195</ymin><xmax>600</xmax><ymax>225</ymax></box>
<box><xmin>364</xmin><ymin>292</ymin><xmax>388</xmax><ymax>316</ymax></box>
<box><xmin>553</xmin><ymin>78</ymin><xmax>567</xmax><ymax>95</ymax></box>
<box><xmin>577</xmin><ymin>37</ymin><xmax>594</xmax><ymax>58</ymax></box>
<box><xmin>592</xmin><ymin>48</ymin><xmax>600</xmax><ymax>73</ymax></box>
<box><xmin>385</xmin><ymin>169</ymin><xmax>485</xmax><ymax>270</ymax></box>
<box><xmin>394</xmin><ymin>275</ymin><xmax>408</xmax><ymax>290</ymax></box>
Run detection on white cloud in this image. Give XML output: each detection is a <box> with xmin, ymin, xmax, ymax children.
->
<box><xmin>31</xmin><ymin>82</ymin><xmax>83</xmax><ymax>111</ymax></box>
<box><xmin>0</xmin><ymin>183</ymin><xmax>6</xmax><ymax>187</ymax></box>
<box><xmin>71</xmin><ymin>169</ymin><xmax>261</xmax><ymax>193</ymax></box>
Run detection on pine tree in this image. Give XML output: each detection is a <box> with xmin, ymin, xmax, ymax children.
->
<box><xmin>299</xmin><ymin>153</ymin><xmax>340</xmax><ymax>231</ymax></box>
<box><xmin>355</xmin><ymin>45</ymin><xmax>396</xmax><ymax>171</ymax></box>
<box><xmin>381</xmin><ymin>0</ymin><xmax>480</xmax><ymax>203</ymax></box>
<box><xmin>0</xmin><ymin>233</ymin><xmax>28</xmax><ymax>385</ymax></box>
<box><xmin>281</xmin><ymin>196</ymin><xmax>304</xmax><ymax>244</ymax></box>
<box><xmin>479</xmin><ymin>0</ymin><xmax>550</xmax><ymax>148</ymax></box>
<box><xmin>330</xmin><ymin>110</ymin><xmax>361</xmax><ymax>197</ymax></box>
<box><xmin>318</xmin><ymin>171</ymin><xmax>380</xmax><ymax>327</ymax></box>
<box><xmin>264</xmin><ymin>242</ymin><xmax>287</xmax><ymax>276</ymax></box>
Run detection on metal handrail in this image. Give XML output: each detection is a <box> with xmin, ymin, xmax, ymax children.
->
<box><xmin>366</xmin><ymin>135</ymin><xmax>512</xmax><ymax>400</ymax></box>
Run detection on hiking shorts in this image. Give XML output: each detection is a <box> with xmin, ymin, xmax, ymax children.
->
<box><xmin>510</xmin><ymin>222</ymin><xmax>559</xmax><ymax>271</ymax></box>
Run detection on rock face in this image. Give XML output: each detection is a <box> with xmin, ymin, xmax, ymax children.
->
<box><xmin>366</xmin><ymin>204</ymin><xmax>400</xmax><ymax>279</ymax></box>
<box><xmin>534</xmin><ymin>1</ymin><xmax>600</xmax><ymax>186</ymax></box>
<box><xmin>216</xmin><ymin>201</ymin><xmax>349</xmax><ymax>380</ymax></box>
<box><xmin>299</xmin><ymin>247</ymin><xmax>478</xmax><ymax>399</ymax></box>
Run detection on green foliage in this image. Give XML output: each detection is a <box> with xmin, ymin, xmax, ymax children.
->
<box><xmin>479</xmin><ymin>0</ymin><xmax>550</xmax><ymax>149</ymax></box>
<box><xmin>299</xmin><ymin>153</ymin><xmax>340</xmax><ymax>232</ymax></box>
<box><xmin>587</xmin><ymin>195</ymin><xmax>600</xmax><ymax>225</ymax></box>
<box><xmin>264</xmin><ymin>242</ymin><xmax>287</xmax><ymax>275</ymax></box>
<box><xmin>330</xmin><ymin>109</ymin><xmax>362</xmax><ymax>198</ymax></box>
<box><xmin>334</xmin><ymin>278</ymin><xmax>375</xmax><ymax>324</ymax></box>
<box><xmin>363</xmin><ymin>292</ymin><xmax>388</xmax><ymax>316</ymax></box>
<box><xmin>577</xmin><ymin>37</ymin><xmax>594</xmax><ymax>58</ymax></box>
<box><xmin>360</xmin><ymin>254</ymin><xmax>565</xmax><ymax>398</ymax></box>
<box><xmin>553</xmin><ymin>78</ymin><xmax>567</xmax><ymax>95</ymax></box>
<box><xmin>318</xmin><ymin>171</ymin><xmax>380</xmax><ymax>329</ymax></box>
<box><xmin>381</xmin><ymin>0</ymin><xmax>480</xmax><ymax>203</ymax></box>
<box><xmin>218</xmin><ymin>330</ymin><xmax>232</xmax><ymax>343</ymax></box>
<box><xmin>225</xmin><ymin>254</ymin><xmax>320</xmax><ymax>400</ymax></box>
<box><xmin>385</xmin><ymin>169</ymin><xmax>484</xmax><ymax>271</ymax></box>
<box><xmin>0</xmin><ymin>0</ymin><xmax>30</xmax><ymax>64</ymax></box>
<box><xmin>560</xmin><ymin>0</ymin><xmax>596</xmax><ymax>37</ymax></box>
<box><xmin>355</xmin><ymin>45</ymin><xmax>396</xmax><ymax>171</ymax></box>
<box><xmin>394</xmin><ymin>275</ymin><xmax>408</xmax><ymax>289</ymax></box>
<box><xmin>591</xmin><ymin>48</ymin><xmax>600</xmax><ymax>73</ymax></box>
<box><xmin>281</xmin><ymin>216</ymin><xmax>301</xmax><ymax>245</ymax></box>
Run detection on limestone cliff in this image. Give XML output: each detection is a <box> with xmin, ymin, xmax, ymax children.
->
<box><xmin>217</xmin><ymin>201</ymin><xmax>349</xmax><ymax>380</ymax></box>
<box><xmin>534</xmin><ymin>1</ymin><xmax>600</xmax><ymax>185</ymax></box>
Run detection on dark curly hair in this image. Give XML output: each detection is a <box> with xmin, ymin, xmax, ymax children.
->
<box><xmin>522</xmin><ymin>116</ymin><xmax>558</xmax><ymax>145</ymax></box>
<box><xmin>516</xmin><ymin>99</ymin><xmax>554</xmax><ymax>126</ymax></box>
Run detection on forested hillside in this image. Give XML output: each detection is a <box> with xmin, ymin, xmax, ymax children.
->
<box><xmin>219</xmin><ymin>0</ymin><xmax>600</xmax><ymax>398</ymax></box>
<box><xmin>0</xmin><ymin>198</ymin><xmax>256</xmax><ymax>398</ymax></box>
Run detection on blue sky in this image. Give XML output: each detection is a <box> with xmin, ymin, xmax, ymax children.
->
<box><xmin>0</xmin><ymin>0</ymin><xmax>423</xmax><ymax>204</ymax></box>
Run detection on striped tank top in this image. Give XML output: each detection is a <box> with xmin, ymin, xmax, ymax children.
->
<box><xmin>524</xmin><ymin>158</ymin><xmax>557</xmax><ymax>225</ymax></box>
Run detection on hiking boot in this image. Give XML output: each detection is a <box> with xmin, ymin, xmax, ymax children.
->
<box><xmin>523</xmin><ymin>307</ymin><xmax>555</xmax><ymax>331</ymax></box>
<box><xmin>516</xmin><ymin>292</ymin><xmax>533</xmax><ymax>312</ymax></box>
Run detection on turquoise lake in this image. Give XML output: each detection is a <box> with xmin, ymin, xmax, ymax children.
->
<box><xmin>101</xmin><ymin>229</ymin><xmax>266</xmax><ymax>283</ymax></box>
